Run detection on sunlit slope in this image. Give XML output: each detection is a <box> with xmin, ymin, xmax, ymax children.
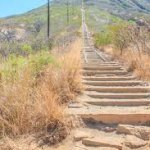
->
<box><xmin>84</xmin><ymin>0</ymin><xmax>150</xmax><ymax>32</ymax></box>
<box><xmin>0</xmin><ymin>0</ymin><xmax>82</xmax><ymax>39</ymax></box>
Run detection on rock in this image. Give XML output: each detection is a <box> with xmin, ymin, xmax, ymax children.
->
<box><xmin>73</xmin><ymin>146</ymin><xmax>118</xmax><ymax>150</ymax></box>
<box><xmin>104</xmin><ymin>127</ymin><xmax>116</xmax><ymax>133</ymax></box>
<box><xmin>117</xmin><ymin>124</ymin><xmax>150</xmax><ymax>140</ymax></box>
<box><xmin>97</xmin><ymin>148</ymin><xmax>118</xmax><ymax>150</ymax></box>
<box><xmin>82</xmin><ymin>137</ymin><xmax>122</xmax><ymax>149</ymax></box>
<box><xmin>74</xmin><ymin>130</ymin><xmax>92</xmax><ymax>141</ymax></box>
<box><xmin>122</xmin><ymin>145</ymin><xmax>149</xmax><ymax>150</ymax></box>
<box><xmin>124</xmin><ymin>135</ymin><xmax>147</xmax><ymax>149</ymax></box>
<box><xmin>74</xmin><ymin>142</ymin><xmax>119</xmax><ymax>150</ymax></box>
<box><xmin>68</xmin><ymin>103</ymin><xmax>83</xmax><ymax>108</ymax></box>
<box><xmin>74</xmin><ymin>142</ymin><xmax>118</xmax><ymax>150</ymax></box>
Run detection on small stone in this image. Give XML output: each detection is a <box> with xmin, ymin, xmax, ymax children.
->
<box><xmin>124</xmin><ymin>135</ymin><xmax>147</xmax><ymax>149</ymax></box>
<box><xmin>104</xmin><ymin>127</ymin><xmax>116</xmax><ymax>132</ymax></box>
<box><xmin>117</xmin><ymin>124</ymin><xmax>150</xmax><ymax>140</ymax></box>
<box><xmin>74</xmin><ymin>131</ymin><xmax>92</xmax><ymax>141</ymax></box>
<box><xmin>68</xmin><ymin>103</ymin><xmax>83</xmax><ymax>108</ymax></box>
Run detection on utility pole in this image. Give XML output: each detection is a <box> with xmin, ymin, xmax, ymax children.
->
<box><xmin>67</xmin><ymin>0</ymin><xmax>69</xmax><ymax>26</ymax></box>
<box><xmin>72</xmin><ymin>1</ymin><xmax>75</xmax><ymax>15</ymax></box>
<box><xmin>47</xmin><ymin>0</ymin><xmax>50</xmax><ymax>39</ymax></box>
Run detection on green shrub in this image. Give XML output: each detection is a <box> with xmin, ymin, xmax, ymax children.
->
<box><xmin>1</xmin><ymin>54</ymin><xmax>26</xmax><ymax>81</ymax></box>
<box><xmin>29</xmin><ymin>51</ymin><xmax>56</xmax><ymax>76</ymax></box>
<box><xmin>21</xmin><ymin>44</ymin><xmax>32</xmax><ymax>55</ymax></box>
<box><xmin>1</xmin><ymin>51</ymin><xmax>56</xmax><ymax>81</ymax></box>
<box><xmin>108</xmin><ymin>22</ymin><xmax>129</xmax><ymax>55</ymax></box>
<box><xmin>94</xmin><ymin>32</ymin><xmax>112</xmax><ymax>47</ymax></box>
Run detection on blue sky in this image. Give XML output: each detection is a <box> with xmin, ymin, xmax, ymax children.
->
<box><xmin>0</xmin><ymin>0</ymin><xmax>47</xmax><ymax>18</ymax></box>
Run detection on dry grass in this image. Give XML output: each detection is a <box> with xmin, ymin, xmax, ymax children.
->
<box><xmin>0</xmin><ymin>38</ymin><xmax>83</xmax><ymax>149</ymax></box>
<box><xmin>104</xmin><ymin>46</ymin><xmax>150</xmax><ymax>81</ymax></box>
<box><xmin>120</xmin><ymin>51</ymin><xmax>150</xmax><ymax>81</ymax></box>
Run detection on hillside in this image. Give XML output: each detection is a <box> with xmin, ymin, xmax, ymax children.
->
<box><xmin>0</xmin><ymin>0</ymin><xmax>81</xmax><ymax>43</ymax></box>
<box><xmin>0</xmin><ymin>0</ymin><xmax>150</xmax><ymax>42</ymax></box>
<box><xmin>85</xmin><ymin>0</ymin><xmax>150</xmax><ymax>16</ymax></box>
<box><xmin>84</xmin><ymin>0</ymin><xmax>150</xmax><ymax>32</ymax></box>
<box><xmin>0</xmin><ymin>1</ymin><xmax>150</xmax><ymax>150</ymax></box>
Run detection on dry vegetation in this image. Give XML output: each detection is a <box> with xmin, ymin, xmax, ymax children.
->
<box><xmin>0</xmin><ymin>39</ymin><xmax>83</xmax><ymax>149</ymax></box>
<box><xmin>112</xmin><ymin>24</ymin><xmax>150</xmax><ymax>81</ymax></box>
<box><xmin>117</xmin><ymin>51</ymin><xmax>150</xmax><ymax>81</ymax></box>
<box><xmin>97</xmin><ymin>23</ymin><xmax>150</xmax><ymax>81</ymax></box>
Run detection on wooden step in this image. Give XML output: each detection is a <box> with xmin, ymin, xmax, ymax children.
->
<box><xmin>86</xmin><ymin>86</ymin><xmax>150</xmax><ymax>93</ymax></box>
<box><xmin>85</xmin><ymin>61</ymin><xmax>119</xmax><ymax>65</ymax></box>
<box><xmin>67</xmin><ymin>106</ymin><xmax>150</xmax><ymax>124</ymax></box>
<box><xmin>83</xmin><ymin>98</ymin><xmax>150</xmax><ymax>106</ymax></box>
<box><xmin>83</xmin><ymin>62</ymin><xmax>121</xmax><ymax>66</ymax></box>
<box><xmin>83</xmin><ymin>66</ymin><xmax>123</xmax><ymax>70</ymax></box>
<box><xmin>82</xmin><ymin>70</ymin><xmax>128</xmax><ymax>76</ymax></box>
<box><xmin>83</xmin><ymin>76</ymin><xmax>136</xmax><ymax>81</ymax></box>
<box><xmin>83</xmin><ymin>81</ymin><xmax>143</xmax><ymax>86</ymax></box>
<box><xmin>85</xmin><ymin>92</ymin><xmax>150</xmax><ymax>99</ymax></box>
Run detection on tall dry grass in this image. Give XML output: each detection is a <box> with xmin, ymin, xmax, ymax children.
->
<box><xmin>102</xmin><ymin>46</ymin><xmax>150</xmax><ymax>81</ymax></box>
<box><xmin>0</xmin><ymin>38</ymin><xmax>83</xmax><ymax>147</ymax></box>
<box><xmin>119</xmin><ymin>51</ymin><xmax>150</xmax><ymax>81</ymax></box>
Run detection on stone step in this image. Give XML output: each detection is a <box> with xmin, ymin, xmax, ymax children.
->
<box><xmin>83</xmin><ymin>76</ymin><xmax>136</xmax><ymax>81</ymax></box>
<box><xmin>85</xmin><ymin>92</ymin><xmax>150</xmax><ymax>99</ymax></box>
<box><xmin>86</xmin><ymin>86</ymin><xmax>150</xmax><ymax>93</ymax></box>
<box><xmin>82</xmin><ymin>70</ymin><xmax>128</xmax><ymax>76</ymax></box>
<box><xmin>83</xmin><ymin>66</ymin><xmax>123</xmax><ymax>71</ymax></box>
<box><xmin>84</xmin><ymin>99</ymin><xmax>150</xmax><ymax>106</ymax></box>
<box><xmin>67</xmin><ymin>105</ymin><xmax>150</xmax><ymax>124</ymax></box>
<box><xmin>83</xmin><ymin>81</ymin><xmax>143</xmax><ymax>86</ymax></box>
<box><xmin>82</xmin><ymin>137</ymin><xmax>122</xmax><ymax>149</ymax></box>
<box><xmin>73</xmin><ymin>128</ymin><xmax>123</xmax><ymax>150</ymax></box>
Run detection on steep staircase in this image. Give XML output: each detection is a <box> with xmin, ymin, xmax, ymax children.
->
<box><xmin>66</xmin><ymin>20</ymin><xmax>150</xmax><ymax>150</ymax></box>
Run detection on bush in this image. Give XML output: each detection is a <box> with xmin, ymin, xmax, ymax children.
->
<box><xmin>94</xmin><ymin>32</ymin><xmax>112</xmax><ymax>48</ymax></box>
<box><xmin>29</xmin><ymin>51</ymin><xmax>56</xmax><ymax>77</ymax></box>
<box><xmin>1</xmin><ymin>55</ymin><xmax>26</xmax><ymax>81</ymax></box>
<box><xmin>21</xmin><ymin>44</ymin><xmax>32</xmax><ymax>55</ymax></box>
<box><xmin>1</xmin><ymin>52</ymin><xmax>55</xmax><ymax>82</ymax></box>
<box><xmin>108</xmin><ymin>22</ymin><xmax>130</xmax><ymax>55</ymax></box>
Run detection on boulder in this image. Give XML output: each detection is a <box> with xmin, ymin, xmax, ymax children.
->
<box><xmin>82</xmin><ymin>137</ymin><xmax>123</xmax><ymax>149</ymax></box>
<box><xmin>124</xmin><ymin>135</ymin><xmax>147</xmax><ymax>149</ymax></box>
<box><xmin>74</xmin><ymin>130</ymin><xmax>92</xmax><ymax>141</ymax></box>
<box><xmin>117</xmin><ymin>124</ymin><xmax>150</xmax><ymax>140</ymax></box>
<box><xmin>122</xmin><ymin>145</ymin><xmax>149</xmax><ymax>150</ymax></box>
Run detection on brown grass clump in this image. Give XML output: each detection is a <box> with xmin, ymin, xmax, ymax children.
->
<box><xmin>101</xmin><ymin>46</ymin><xmax>150</xmax><ymax>81</ymax></box>
<box><xmin>0</xmin><ymin>38</ymin><xmax>83</xmax><ymax>148</ymax></box>
<box><xmin>105</xmin><ymin>47</ymin><xmax>150</xmax><ymax>81</ymax></box>
<box><xmin>57</xmin><ymin>39</ymin><xmax>83</xmax><ymax>101</ymax></box>
<box><xmin>120</xmin><ymin>51</ymin><xmax>150</xmax><ymax>81</ymax></box>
